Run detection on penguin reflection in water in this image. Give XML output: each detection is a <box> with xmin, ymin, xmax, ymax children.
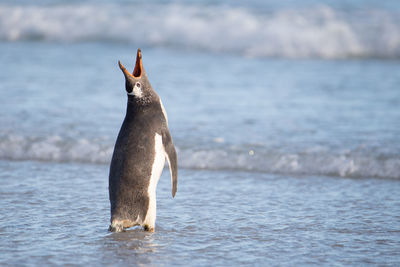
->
<box><xmin>109</xmin><ymin>49</ymin><xmax>178</xmax><ymax>232</ymax></box>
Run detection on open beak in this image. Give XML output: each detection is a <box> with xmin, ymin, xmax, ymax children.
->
<box><xmin>118</xmin><ymin>48</ymin><xmax>143</xmax><ymax>79</ymax></box>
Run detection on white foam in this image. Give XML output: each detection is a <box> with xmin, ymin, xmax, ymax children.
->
<box><xmin>177</xmin><ymin>148</ymin><xmax>400</xmax><ymax>179</ymax></box>
<box><xmin>0</xmin><ymin>4</ymin><xmax>399</xmax><ymax>58</ymax></box>
<box><xmin>0</xmin><ymin>133</ymin><xmax>399</xmax><ymax>179</ymax></box>
<box><xmin>0</xmin><ymin>134</ymin><xmax>113</xmax><ymax>164</ymax></box>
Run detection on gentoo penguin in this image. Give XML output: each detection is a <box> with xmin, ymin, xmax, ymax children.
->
<box><xmin>108</xmin><ymin>49</ymin><xmax>178</xmax><ymax>232</ymax></box>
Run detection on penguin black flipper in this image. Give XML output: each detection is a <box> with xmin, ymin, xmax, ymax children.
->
<box><xmin>162</xmin><ymin>129</ymin><xmax>178</xmax><ymax>197</ymax></box>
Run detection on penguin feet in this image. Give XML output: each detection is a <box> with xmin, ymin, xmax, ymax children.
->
<box><xmin>109</xmin><ymin>220</ymin><xmax>125</xmax><ymax>232</ymax></box>
<box><xmin>143</xmin><ymin>224</ymin><xmax>155</xmax><ymax>232</ymax></box>
<box><xmin>109</xmin><ymin>224</ymin><xmax>124</xmax><ymax>233</ymax></box>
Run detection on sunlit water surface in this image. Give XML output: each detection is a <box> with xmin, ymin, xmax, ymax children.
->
<box><xmin>0</xmin><ymin>160</ymin><xmax>399</xmax><ymax>266</ymax></box>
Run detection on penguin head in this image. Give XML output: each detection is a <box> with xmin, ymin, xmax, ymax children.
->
<box><xmin>118</xmin><ymin>49</ymin><xmax>158</xmax><ymax>105</ymax></box>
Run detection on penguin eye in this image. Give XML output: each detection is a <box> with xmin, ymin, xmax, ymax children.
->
<box><xmin>135</xmin><ymin>82</ymin><xmax>141</xmax><ymax>88</ymax></box>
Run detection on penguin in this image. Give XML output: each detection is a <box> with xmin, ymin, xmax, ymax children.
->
<box><xmin>108</xmin><ymin>49</ymin><xmax>178</xmax><ymax>233</ymax></box>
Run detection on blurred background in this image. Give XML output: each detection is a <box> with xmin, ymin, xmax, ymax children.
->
<box><xmin>0</xmin><ymin>0</ymin><xmax>399</xmax><ymax>178</ymax></box>
<box><xmin>1</xmin><ymin>1</ymin><xmax>400</xmax><ymax>266</ymax></box>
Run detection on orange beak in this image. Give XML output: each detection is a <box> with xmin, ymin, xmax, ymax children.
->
<box><xmin>118</xmin><ymin>48</ymin><xmax>143</xmax><ymax>79</ymax></box>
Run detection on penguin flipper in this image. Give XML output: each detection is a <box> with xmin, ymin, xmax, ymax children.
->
<box><xmin>162</xmin><ymin>130</ymin><xmax>178</xmax><ymax>197</ymax></box>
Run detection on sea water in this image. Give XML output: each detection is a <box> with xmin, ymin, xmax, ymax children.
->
<box><xmin>0</xmin><ymin>0</ymin><xmax>400</xmax><ymax>266</ymax></box>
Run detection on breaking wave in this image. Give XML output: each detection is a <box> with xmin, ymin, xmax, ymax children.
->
<box><xmin>1</xmin><ymin>134</ymin><xmax>399</xmax><ymax>179</ymax></box>
<box><xmin>0</xmin><ymin>3</ymin><xmax>400</xmax><ymax>59</ymax></box>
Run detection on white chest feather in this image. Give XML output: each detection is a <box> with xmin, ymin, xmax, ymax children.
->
<box><xmin>160</xmin><ymin>99</ymin><xmax>168</xmax><ymax>125</ymax></box>
<box><xmin>144</xmin><ymin>133</ymin><xmax>165</xmax><ymax>226</ymax></box>
<box><xmin>149</xmin><ymin>133</ymin><xmax>165</xmax><ymax>191</ymax></box>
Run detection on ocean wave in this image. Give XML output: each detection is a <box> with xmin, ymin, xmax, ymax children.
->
<box><xmin>0</xmin><ymin>3</ymin><xmax>399</xmax><ymax>59</ymax></box>
<box><xmin>1</xmin><ymin>134</ymin><xmax>399</xmax><ymax>179</ymax></box>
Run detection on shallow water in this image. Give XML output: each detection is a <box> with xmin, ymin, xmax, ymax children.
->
<box><xmin>1</xmin><ymin>160</ymin><xmax>399</xmax><ymax>266</ymax></box>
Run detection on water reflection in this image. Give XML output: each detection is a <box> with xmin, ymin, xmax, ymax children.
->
<box><xmin>101</xmin><ymin>228</ymin><xmax>160</xmax><ymax>266</ymax></box>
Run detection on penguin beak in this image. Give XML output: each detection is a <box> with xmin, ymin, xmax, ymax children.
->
<box><xmin>118</xmin><ymin>48</ymin><xmax>143</xmax><ymax>79</ymax></box>
<box><xmin>118</xmin><ymin>60</ymin><xmax>133</xmax><ymax>80</ymax></box>
<box><xmin>132</xmin><ymin>49</ymin><xmax>142</xmax><ymax>78</ymax></box>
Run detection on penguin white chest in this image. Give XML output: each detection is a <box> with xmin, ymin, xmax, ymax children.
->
<box><xmin>144</xmin><ymin>133</ymin><xmax>165</xmax><ymax>226</ymax></box>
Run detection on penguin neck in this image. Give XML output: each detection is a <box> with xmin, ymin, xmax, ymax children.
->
<box><xmin>125</xmin><ymin>97</ymin><xmax>155</xmax><ymax>116</ymax></box>
<box><xmin>126</xmin><ymin>98</ymin><xmax>143</xmax><ymax>114</ymax></box>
